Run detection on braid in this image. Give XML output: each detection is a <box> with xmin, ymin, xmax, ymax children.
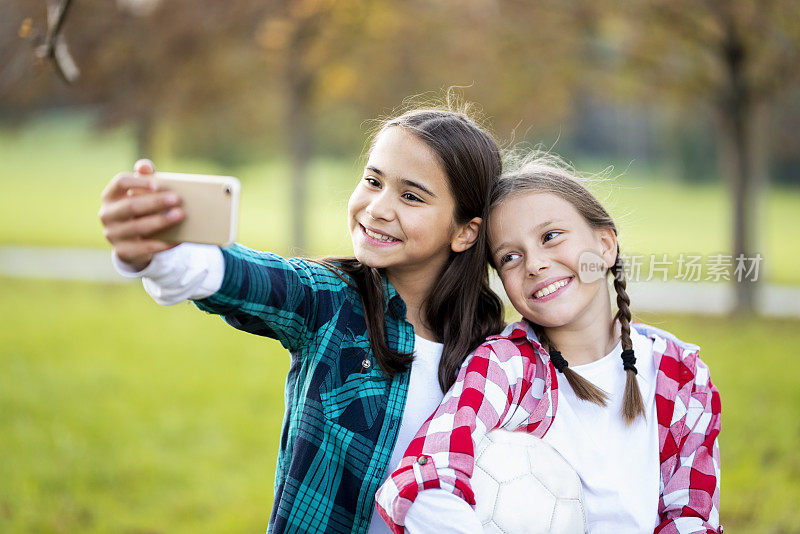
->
<box><xmin>611</xmin><ymin>253</ymin><xmax>645</xmax><ymax>424</ymax></box>
<box><xmin>532</xmin><ymin>324</ymin><xmax>608</xmax><ymax>407</ymax></box>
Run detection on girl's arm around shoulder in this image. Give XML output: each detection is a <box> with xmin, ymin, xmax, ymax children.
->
<box><xmin>655</xmin><ymin>350</ymin><xmax>722</xmax><ymax>534</ymax></box>
<box><xmin>375</xmin><ymin>328</ymin><xmax>556</xmax><ymax>533</ymax></box>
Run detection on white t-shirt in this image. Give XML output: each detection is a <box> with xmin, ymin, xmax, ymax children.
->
<box><xmin>542</xmin><ymin>327</ymin><xmax>660</xmax><ymax>533</ymax></box>
<box><xmin>368</xmin><ymin>335</ymin><xmax>481</xmax><ymax>534</ymax></box>
<box><xmin>403</xmin><ymin>328</ymin><xmax>661</xmax><ymax>533</ymax></box>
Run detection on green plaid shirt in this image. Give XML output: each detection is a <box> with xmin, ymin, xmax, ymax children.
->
<box><xmin>194</xmin><ymin>244</ymin><xmax>413</xmax><ymax>533</ymax></box>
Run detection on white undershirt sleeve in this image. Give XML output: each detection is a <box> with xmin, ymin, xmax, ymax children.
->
<box><xmin>112</xmin><ymin>242</ymin><xmax>225</xmax><ymax>305</ymax></box>
<box><xmin>403</xmin><ymin>489</ymin><xmax>483</xmax><ymax>534</ymax></box>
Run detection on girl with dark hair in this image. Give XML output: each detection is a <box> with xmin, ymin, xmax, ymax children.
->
<box><xmin>377</xmin><ymin>154</ymin><xmax>722</xmax><ymax>533</ymax></box>
<box><xmin>98</xmin><ymin>106</ymin><xmax>505</xmax><ymax>534</ymax></box>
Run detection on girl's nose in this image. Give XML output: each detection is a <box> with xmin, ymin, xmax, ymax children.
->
<box><xmin>525</xmin><ymin>255</ymin><xmax>549</xmax><ymax>276</ymax></box>
<box><xmin>365</xmin><ymin>193</ymin><xmax>394</xmax><ymax>221</ymax></box>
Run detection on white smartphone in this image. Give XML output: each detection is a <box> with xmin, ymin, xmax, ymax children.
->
<box><xmin>149</xmin><ymin>172</ymin><xmax>241</xmax><ymax>247</ymax></box>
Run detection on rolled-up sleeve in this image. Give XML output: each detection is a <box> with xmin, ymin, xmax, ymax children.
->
<box><xmin>655</xmin><ymin>357</ymin><xmax>722</xmax><ymax>534</ymax></box>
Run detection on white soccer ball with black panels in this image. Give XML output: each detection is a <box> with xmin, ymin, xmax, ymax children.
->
<box><xmin>472</xmin><ymin>429</ymin><xmax>587</xmax><ymax>533</ymax></box>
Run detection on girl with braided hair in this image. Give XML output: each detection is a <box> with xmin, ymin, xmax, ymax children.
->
<box><xmin>376</xmin><ymin>154</ymin><xmax>722</xmax><ymax>533</ymax></box>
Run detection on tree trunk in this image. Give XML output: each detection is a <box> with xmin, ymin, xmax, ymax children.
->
<box><xmin>287</xmin><ymin>96</ymin><xmax>311</xmax><ymax>254</ymax></box>
<box><xmin>285</xmin><ymin>48</ymin><xmax>313</xmax><ymax>254</ymax></box>
<box><xmin>716</xmin><ymin>27</ymin><xmax>765</xmax><ymax>316</ymax></box>
<box><xmin>135</xmin><ymin>113</ymin><xmax>155</xmax><ymax>160</ymax></box>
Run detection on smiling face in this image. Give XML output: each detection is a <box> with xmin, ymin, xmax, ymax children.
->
<box><xmin>347</xmin><ymin>126</ymin><xmax>464</xmax><ymax>280</ymax></box>
<box><xmin>489</xmin><ymin>192</ymin><xmax>618</xmax><ymax>330</ymax></box>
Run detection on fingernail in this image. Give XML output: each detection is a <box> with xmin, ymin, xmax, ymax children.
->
<box><xmin>134</xmin><ymin>159</ymin><xmax>155</xmax><ymax>174</ymax></box>
<box><xmin>165</xmin><ymin>193</ymin><xmax>179</xmax><ymax>205</ymax></box>
<box><xmin>166</xmin><ymin>208</ymin><xmax>182</xmax><ymax>220</ymax></box>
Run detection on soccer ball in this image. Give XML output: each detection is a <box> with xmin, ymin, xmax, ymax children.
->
<box><xmin>472</xmin><ymin>429</ymin><xmax>587</xmax><ymax>533</ymax></box>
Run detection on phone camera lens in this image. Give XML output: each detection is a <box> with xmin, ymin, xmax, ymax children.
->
<box><xmin>224</xmin><ymin>186</ymin><xmax>231</xmax><ymax>195</ymax></box>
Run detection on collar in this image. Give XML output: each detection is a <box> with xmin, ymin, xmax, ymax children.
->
<box><xmin>382</xmin><ymin>275</ymin><xmax>407</xmax><ymax>320</ymax></box>
<box><xmin>632</xmin><ymin>322</ymin><xmax>700</xmax><ymax>353</ymax></box>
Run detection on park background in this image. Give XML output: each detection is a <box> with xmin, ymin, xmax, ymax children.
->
<box><xmin>1</xmin><ymin>0</ymin><xmax>799</xmax><ymax>532</ymax></box>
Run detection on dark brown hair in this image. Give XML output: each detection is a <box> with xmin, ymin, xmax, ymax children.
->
<box><xmin>488</xmin><ymin>154</ymin><xmax>645</xmax><ymax>424</ymax></box>
<box><xmin>321</xmin><ymin>106</ymin><xmax>505</xmax><ymax>392</ymax></box>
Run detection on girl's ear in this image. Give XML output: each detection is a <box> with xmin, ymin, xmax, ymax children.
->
<box><xmin>597</xmin><ymin>227</ymin><xmax>618</xmax><ymax>269</ymax></box>
<box><xmin>451</xmin><ymin>216</ymin><xmax>482</xmax><ymax>253</ymax></box>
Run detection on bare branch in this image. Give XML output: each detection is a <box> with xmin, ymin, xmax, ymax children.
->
<box><xmin>34</xmin><ymin>0</ymin><xmax>78</xmax><ymax>83</ymax></box>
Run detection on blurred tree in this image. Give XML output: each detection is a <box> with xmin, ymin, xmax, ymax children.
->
<box><xmin>604</xmin><ymin>0</ymin><xmax>800</xmax><ymax>315</ymax></box>
<box><xmin>78</xmin><ymin>0</ymin><xmax>272</xmax><ymax>160</ymax></box>
<box><xmin>3</xmin><ymin>0</ymin><xmax>274</xmax><ymax>159</ymax></box>
<box><xmin>257</xmin><ymin>0</ymin><xmax>377</xmax><ymax>252</ymax></box>
<box><xmin>2</xmin><ymin>0</ymin><xmax>615</xmax><ymax>253</ymax></box>
<box><xmin>251</xmin><ymin>0</ymin><xmax>590</xmax><ymax>250</ymax></box>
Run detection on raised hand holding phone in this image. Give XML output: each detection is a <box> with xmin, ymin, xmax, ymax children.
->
<box><xmin>98</xmin><ymin>159</ymin><xmax>184</xmax><ymax>271</ymax></box>
<box><xmin>99</xmin><ymin>159</ymin><xmax>240</xmax><ymax>271</ymax></box>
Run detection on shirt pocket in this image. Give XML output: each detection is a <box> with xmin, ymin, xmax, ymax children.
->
<box><xmin>317</xmin><ymin>301</ymin><xmax>389</xmax><ymax>433</ymax></box>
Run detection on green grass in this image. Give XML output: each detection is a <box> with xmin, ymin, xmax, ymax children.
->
<box><xmin>1</xmin><ymin>114</ymin><xmax>799</xmax><ymax>283</ymax></box>
<box><xmin>0</xmin><ymin>278</ymin><xmax>289</xmax><ymax>533</ymax></box>
<box><xmin>1</xmin><ymin>277</ymin><xmax>799</xmax><ymax>532</ymax></box>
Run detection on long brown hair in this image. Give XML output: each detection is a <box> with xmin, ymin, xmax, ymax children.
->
<box><xmin>489</xmin><ymin>154</ymin><xmax>646</xmax><ymax>424</ymax></box>
<box><xmin>321</xmin><ymin>106</ymin><xmax>505</xmax><ymax>392</ymax></box>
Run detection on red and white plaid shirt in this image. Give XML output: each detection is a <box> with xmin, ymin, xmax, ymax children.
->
<box><xmin>375</xmin><ymin>320</ymin><xmax>722</xmax><ymax>534</ymax></box>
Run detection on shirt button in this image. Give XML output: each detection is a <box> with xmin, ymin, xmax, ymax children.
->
<box><xmin>362</xmin><ymin>359</ymin><xmax>371</xmax><ymax>369</ymax></box>
<box><xmin>417</xmin><ymin>456</ymin><xmax>427</xmax><ymax>465</ymax></box>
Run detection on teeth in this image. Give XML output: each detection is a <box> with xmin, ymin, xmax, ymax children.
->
<box><xmin>534</xmin><ymin>278</ymin><xmax>570</xmax><ymax>299</ymax></box>
<box><xmin>364</xmin><ymin>227</ymin><xmax>398</xmax><ymax>242</ymax></box>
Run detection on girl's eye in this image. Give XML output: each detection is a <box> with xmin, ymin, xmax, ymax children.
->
<box><xmin>543</xmin><ymin>230</ymin><xmax>562</xmax><ymax>243</ymax></box>
<box><xmin>402</xmin><ymin>192</ymin><xmax>422</xmax><ymax>202</ymax></box>
<box><xmin>364</xmin><ymin>176</ymin><xmax>381</xmax><ymax>188</ymax></box>
<box><xmin>499</xmin><ymin>252</ymin><xmax>520</xmax><ymax>266</ymax></box>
